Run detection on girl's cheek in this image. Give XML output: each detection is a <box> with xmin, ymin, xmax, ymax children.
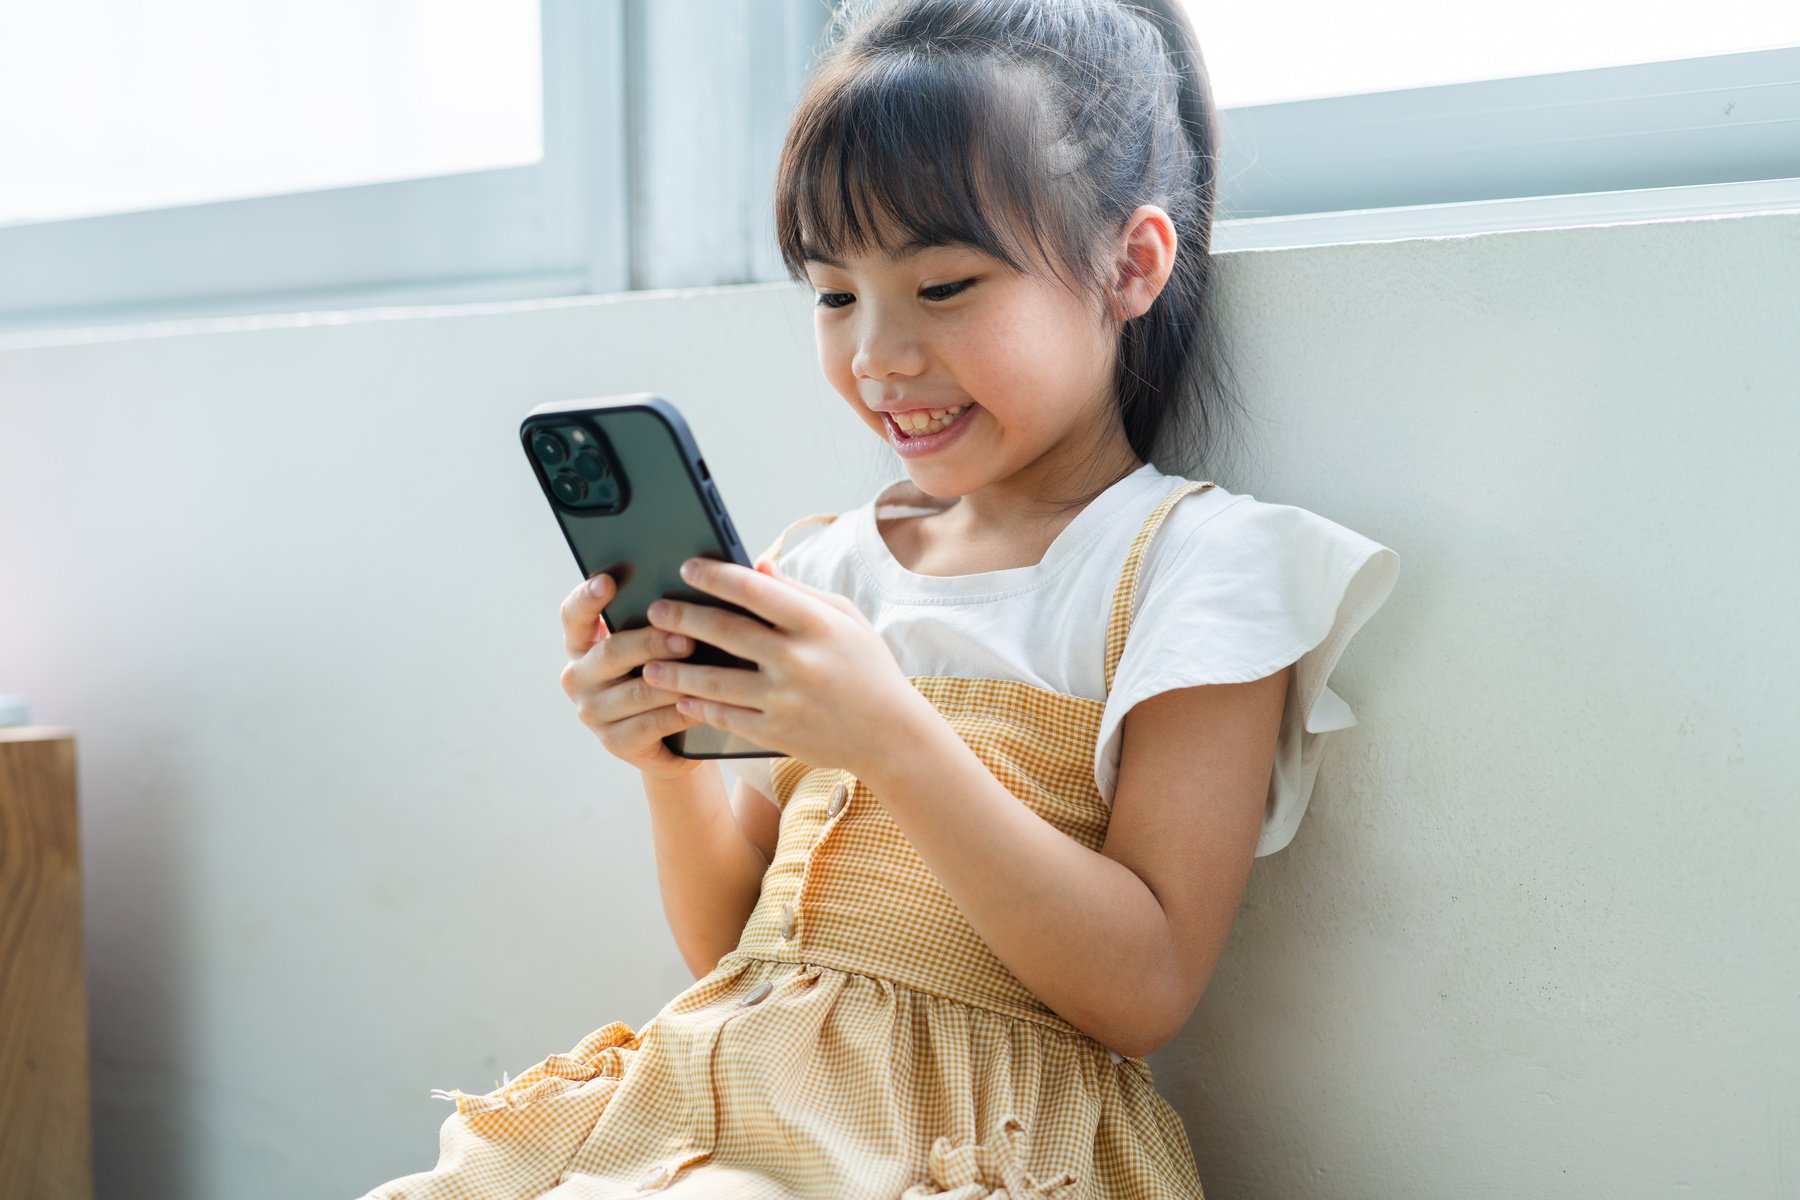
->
<box><xmin>815</xmin><ymin>323</ymin><xmax>844</xmax><ymax>367</ymax></box>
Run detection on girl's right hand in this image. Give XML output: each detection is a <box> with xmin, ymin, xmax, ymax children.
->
<box><xmin>559</xmin><ymin>572</ymin><xmax>707</xmax><ymax>781</ymax></box>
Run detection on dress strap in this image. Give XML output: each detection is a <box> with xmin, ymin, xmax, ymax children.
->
<box><xmin>761</xmin><ymin>512</ymin><xmax>839</xmax><ymax>565</ymax></box>
<box><xmin>1103</xmin><ymin>480</ymin><xmax>1217</xmax><ymax>694</ymax></box>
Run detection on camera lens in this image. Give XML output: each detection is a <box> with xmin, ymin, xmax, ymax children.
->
<box><xmin>573</xmin><ymin>449</ymin><xmax>605</xmax><ymax>482</ymax></box>
<box><xmin>552</xmin><ymin>470</ymin><xmax>586</xmax><ymax>504</ymax></box>
<box><xmin>533</xmin><ymin>431</ymin><xmax>568</xmax><ymax>466</ymax></box>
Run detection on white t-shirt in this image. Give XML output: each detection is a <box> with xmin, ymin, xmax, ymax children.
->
<box><xmin>720</xmin><ymin>461</ymin><xmax>1400</xmax><ymax>857</ymax></box>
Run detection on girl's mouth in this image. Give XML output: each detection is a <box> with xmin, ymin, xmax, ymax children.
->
<box><xmin>888</xmin><ymin>404</ymin><xmax>970</xmax><ymax>438</ymax></box>
<box><xmin>885</xmin><ymin>402</ymin><xmax>979</xmax><ymax>457</ymax></box>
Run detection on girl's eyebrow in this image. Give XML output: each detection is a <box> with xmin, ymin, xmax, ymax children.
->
<box><xmin>802</xmin><ymin>237</ymin><xmax>960</xmax><ymax>269</ymax></box>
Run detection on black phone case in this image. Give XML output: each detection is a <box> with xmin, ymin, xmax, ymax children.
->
<box><xmin>520</xmin><ymin>393</ymin><xmax>780</xmax><ymax>759</ymax></box>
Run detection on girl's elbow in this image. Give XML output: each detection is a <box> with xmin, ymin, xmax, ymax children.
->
<box><xmin>1108</xmin><ymin>1018</ymin><xmax>1181</xmax><ymax>1060</ymax></box>
<box><xmin>1109</xmin><ymin>977</ymin><xmax>1201</xmax><ymax>1058</ymax></box>
<box><xmin>1087</xmin><ymin>999</ymin><xmax>1184</xmax><ymax>1060</ymax></box>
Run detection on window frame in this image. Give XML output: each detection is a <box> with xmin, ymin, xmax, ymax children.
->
<box><xmin>0</xmin><ymin>19</ymin><xmax>1792</xmax><ymax>335</ymax></box>
<box><xmin>0</xmin><ymin>0</ymin><xmax>629</xmax><ymax>335</ymax></box>
<box><xmin>1215</xmin><ymin>45</ymin><xmax>1800</xmax><ymax>249</ymax></box>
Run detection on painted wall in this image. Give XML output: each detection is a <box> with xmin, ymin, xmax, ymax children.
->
<box><xmin>1</xmin><ymin>209</ymin><xmax>1795</xmax><ymax>1199</ymax></box>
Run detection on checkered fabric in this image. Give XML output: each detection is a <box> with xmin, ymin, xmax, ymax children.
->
<box><xmin>360</xmin><ymin>482</ymin><xmax>1217</xmax><ymax>1199</ymax></box>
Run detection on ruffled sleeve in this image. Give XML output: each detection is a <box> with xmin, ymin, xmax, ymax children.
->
<box><xmin>1093</xmin><ymin>497</ymin><xmax>1400</xmax><ymax>856</ymax></box>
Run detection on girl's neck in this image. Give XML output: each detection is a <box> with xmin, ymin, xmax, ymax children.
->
<box><xmin>950</xmin><ymin>418</ymin><xmax>1142</xmax><ymax>524</ymax></box>
<box><xmin>885</xmin><ymin>437</ymin><xmax>1144</xmax><ymax>575</ymax></box>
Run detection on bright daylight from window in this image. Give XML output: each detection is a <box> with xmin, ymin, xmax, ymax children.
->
<box><xmin>0</xmin><ymin>0</ymin><xmax>541</xmax><ymax>226</ymax></box>
<box><xmin>0</xmin><ymin>0</ymin><xmax>1792</xmax><ymax>227</ymax></box>
<box><xmin>1182</xmin><ymin>0</ymin><xmax>1798</xmax><ymax>106</ymax></box>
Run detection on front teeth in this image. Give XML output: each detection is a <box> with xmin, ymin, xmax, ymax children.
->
<box><xmin>894</xmin><ymin>404</ymin><xmax>969</xmax><ymax>436</ymax></box>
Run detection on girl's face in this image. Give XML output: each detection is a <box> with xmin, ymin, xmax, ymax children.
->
<box><xmin>803</xmin><ymin>223</ymin><xmax>1136</xmax><ymax>498</ymax></box>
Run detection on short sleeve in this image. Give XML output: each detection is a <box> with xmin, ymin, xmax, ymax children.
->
<box><xmin>715</xmin><ymin>515</ymin><xmax>838</xmax><ymax>810</ymax></box>
<box><xmin>1093</xmin><ymin>498</ymin><xmax>1400</xmax><ymax>856</ymax></box>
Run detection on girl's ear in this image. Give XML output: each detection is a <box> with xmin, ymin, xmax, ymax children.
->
<box><xmin>1110</xmin><ymin>205</ymin><xmax>1178</xmax><ymax>321</ymax></box>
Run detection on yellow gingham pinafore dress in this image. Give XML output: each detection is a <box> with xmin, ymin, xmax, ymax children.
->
<box><xmin>364</xmin><ymin>481</ymin><xmax>1218</xmax><ymax>1200</ymax></box>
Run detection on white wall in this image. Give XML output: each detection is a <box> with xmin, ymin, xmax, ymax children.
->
<box><xmin>1</xmin><ymin>209</ymin><xmax>1795</xmax><ymax>1200</ymax></box>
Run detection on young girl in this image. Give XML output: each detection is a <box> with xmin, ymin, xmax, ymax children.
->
<box><xmin>363</xmin><ymin>0</ymin><xmax>1398</xmax><ymax>1196</ymax></box>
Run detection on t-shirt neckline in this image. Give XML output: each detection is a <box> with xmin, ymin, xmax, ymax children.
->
<box><xmin>854</xmin><ymin>461</ymin><xmax>1165</xmax><ymax>599</ymax></box>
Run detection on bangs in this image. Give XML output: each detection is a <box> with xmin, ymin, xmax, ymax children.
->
<box><xmin>775</xmin><ymin>53</ymin><xmax>1079</xmax><ymax>284</ymax></box>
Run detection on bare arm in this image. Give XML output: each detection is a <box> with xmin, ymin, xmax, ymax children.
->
<box><xmin>642</xmin><ymin>763</ymin><xmax>773</xmax><ymax>979</ymax></box>
<box><xmin>861</xmin><ymin>666</ymin><xmax>1288</xmax><ymax>1056</ymax></box>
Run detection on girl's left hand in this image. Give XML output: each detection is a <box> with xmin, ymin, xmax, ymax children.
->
<box><xmin>640</xmin><ymin>556</ymin><xmax>935</xmax><ymax>779</ymax></box>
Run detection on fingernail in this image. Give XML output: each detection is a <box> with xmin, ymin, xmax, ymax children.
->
<box><xmin>679</xmin><ymin>559</ymin><xmax>698</xmax><ymax>580</ymax></box>
<box><xmin>587</xmin><ymin>575</ymin><xmax>608</xmax><ymax>598</ymax></box>
<box><xmin>666</xmin><ymin>634</ymin><xmax>690</xmax><ymax>653</ymax></box>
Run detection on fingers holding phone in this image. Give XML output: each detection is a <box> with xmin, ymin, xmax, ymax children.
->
<box><xmin>559</xmin><ymin>572</ymin><xmax>708</xmax><ymax>780</ymax></box>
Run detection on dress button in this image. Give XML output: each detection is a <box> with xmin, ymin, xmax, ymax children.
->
<box><xmin>634</xmin><ymin>1162</ymin><xmax>670</xmax><ymax>1191</ymax></box>
<box><xmin>1107</xmin><ymin>1049</ymin><xmax>1123</xmax><ymax>1065</ymax></box>
<box><xmin>778</xmin><ymin>903</ymin><xmax>795</xmax><ymax>939</ymax></box>
<box><xmin>826</xmin><ymin>782</ymin><xmax>848</xmax><ymax>816</ymax></box>
<box><xmin>740</xmin><ymin>980</ymin><xmax>774</xmax><ymax>1006</ymax></box>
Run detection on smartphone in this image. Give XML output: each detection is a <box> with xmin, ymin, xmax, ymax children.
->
<box><xmin>520</xmin><ymin>393</ymin><xmax>779</xmax><ymax>760</ymax></box>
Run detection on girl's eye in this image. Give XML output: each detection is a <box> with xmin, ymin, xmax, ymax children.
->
<box><xmin>812</xmin><ymin>279</ymin><xmax>976</xmax><ymax>309</ymax></box>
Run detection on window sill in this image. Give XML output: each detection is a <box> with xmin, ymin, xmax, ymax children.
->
<box><xmin>1214</xmin><ymin>175</ymin><xmax>1800</xmax><ymax>252</ymax></box>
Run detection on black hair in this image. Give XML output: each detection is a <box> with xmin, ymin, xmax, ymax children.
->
<box><xmin>774</xmin><ymin>0</ymin><xmax>1249</xmax><ymax>510</ymax></box>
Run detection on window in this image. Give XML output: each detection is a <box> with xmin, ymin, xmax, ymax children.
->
<box><xmin>1186</xmin><ymin>0</ymin><xmax>1800</xmax><ymax>248</ymax></box>
<box><xmin>0</xmin><ymin>0</ymin><xmax>828</xmax><ymax>336</ymax></box>
<box><xmin>0</xmin><ymin>0</ymin><xmax>544</xmax><ymax>225</ymax></box>
<box><xmin>1191</xmin><ymin>1</ymin><xmax>1800</xmax><ymax>108</ymax></box>
<box><xmin>1</xmin><ymin>1</ymin><xmax>1792</xmax><ymax>334</ymax></box>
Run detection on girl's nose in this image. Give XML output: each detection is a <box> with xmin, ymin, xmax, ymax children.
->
<box><xmin>851</xmin><ymin>317</ymin><xmax>926</xmax><ymax>380</ymax></box>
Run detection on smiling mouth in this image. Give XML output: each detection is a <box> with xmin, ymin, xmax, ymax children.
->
<box><xmin>887</xmin><ymin>404</ymin><xmax>973</xmax><ymax>438</ymax></box>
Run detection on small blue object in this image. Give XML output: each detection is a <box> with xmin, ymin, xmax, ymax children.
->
<box><xmin>0</xmin><ymin>695</ymin><xmax>29</xmax><ymax>727</ymax></box>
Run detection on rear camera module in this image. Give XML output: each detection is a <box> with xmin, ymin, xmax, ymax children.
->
<box><xmin>532</xmin><ymin>431</ymin><xmax>569</xmax><ymax>466</ymax></box>
<box><xmin>529</xmin><ymin>417</ymin><xmax>627</xmax><ymax>514</ymax></box>
<box><xmin>574</xmin><ymin>449</ymin><xmax>606</xmax><ymax>482</ymax></box>
<box><xmin>551</xmin><ymin>470</ymin><xmax>586</xmax><ymax>504</ymax></box>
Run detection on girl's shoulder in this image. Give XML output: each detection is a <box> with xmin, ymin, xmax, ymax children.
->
<box><xmin>1140</xmin><ymin>475</ymin><xmax>1396</xmax><ymax>597</ymax></box>
<box><xmin>1097</xmin><ymin>478</ymin><xmax>1402</xmax><ymax>856</ymax></box>
<box><xmin>753</xmin><ymin>474</ymin><xmax>951</xmax><ymax>595</ymax></box>
<box><xmin>751</xmin><ymin>502</ymin><xmax>856</xmax><ymax>590</ymax></box>
<box><xmin>757</xmin><ymin>508</ymin><xmax>843</xmax><ymax>563</ymax></box>
<box><xmin>753</xmin><ymin>471</ymin><xmax>1400</xmax><ymax>622</ymax></box>
<box><xmin>1110</xmin><ymin>471</ymin><xmax>1403</xmax><ymax>694</ymax></box>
